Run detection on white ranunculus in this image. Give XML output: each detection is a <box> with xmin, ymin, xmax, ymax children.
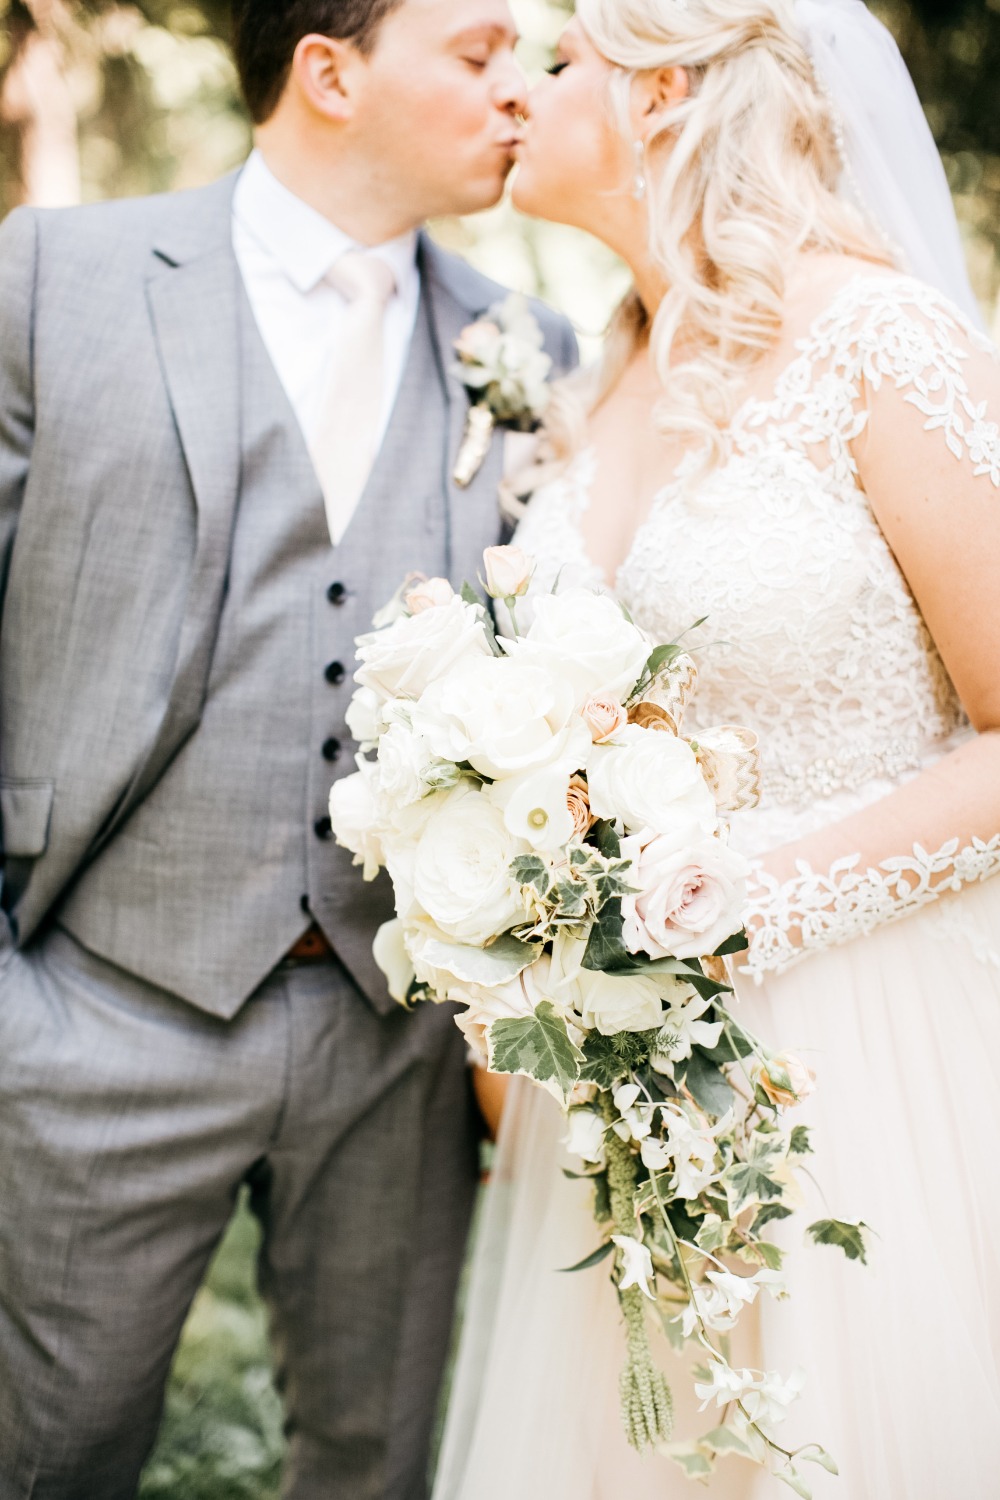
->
<box><xmin>410</xmin><ymin>784</ymin><xmax>526</xmax><ymax>945</ymax></box>
<box><xmin>507</xmin><ymin>587</ymin><xmax>651</xmax><ymax>708</ymax></box>
<box><xmin>620</xmin><ymin>825</ymin><xmax>750</xmax><ymax>960</ymax></box>
<box><xmin>565</xmin><ymin>1107</ymin><xmax>607</xmax><ymax>1165</ymax></box>
<box><xmin>376</xmin><ymin>720</ymin><xmax>436</xmax><ymax>809</ymax></box>
<box><xmin>414</xmin><ymin>654</ymin><xmax>590</xmax><ymax>783</ymax></box>
<box><xmin>345</xmin><ymin>686</ymin><xmax>383</xmax><ymax>750</ymax></box>
<box><xmin>587</xmin><ymin>725</ymin><xmax>717</xmax><ymax>837</ymax></box>
<box><xmin>328</xmin><ymin>762</ymin><xmax>385</xmax><ymax>880</ymax></box>
<box><xmin>490</xmin><ymin>765</ymin><xmax>575</xmax><ymax>851</ymax></box>
<box><xmin>355</xmin><ymin>596</ymin><xmax>491</xmax><ymax>703</ymax></box>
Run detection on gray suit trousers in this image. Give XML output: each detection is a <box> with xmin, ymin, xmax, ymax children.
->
<box><xmin>0</xmin><ymin>930</ymin><xmax>478</xmax><ymax>1500</ymax></box>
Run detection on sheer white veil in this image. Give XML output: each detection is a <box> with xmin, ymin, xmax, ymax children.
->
<box><xmin>796</xmin><ymin>0</ymin><xmax>985</xmax><ymax>329</ymax></box>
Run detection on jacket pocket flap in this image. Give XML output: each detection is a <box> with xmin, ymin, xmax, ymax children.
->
<box><xmin>0</xmin><ymin>780</ymin><xmax>55</xmax><ymax>859</ymax></box>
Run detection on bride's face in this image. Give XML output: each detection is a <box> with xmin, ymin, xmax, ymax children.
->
<box><xmin>511</xmin><ymin>18</ymin><xmax>634</xmax><ymax>233</ymax></box>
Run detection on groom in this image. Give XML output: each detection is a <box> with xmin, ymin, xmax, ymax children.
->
<box><xmin>0</xmin><ymin>2</ymin><xmax>575</xmax><ymax>1496</ymax></box>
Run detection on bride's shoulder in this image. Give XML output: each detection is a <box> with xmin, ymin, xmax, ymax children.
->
<box><xmin>784</xmin><ymin>253</ymin><xmax>995</xmax><ymax>363</ymax></box>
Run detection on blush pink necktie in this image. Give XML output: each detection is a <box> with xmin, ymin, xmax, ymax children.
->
<box><xmin>310</xmin><ymin>251</ymin><xmax>397</xmax><ymax>545</ymax></box>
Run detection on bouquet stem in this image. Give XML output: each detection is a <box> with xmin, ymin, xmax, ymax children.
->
<box><xmin>602</xmin><ymin>1092</ymin><xmax>674</xmax><ymax>1452</ymax></box>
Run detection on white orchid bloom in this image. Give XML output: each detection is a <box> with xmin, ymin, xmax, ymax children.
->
<box><xmin>612</xmin><ymin>1235</ymin><xmax>656</xmax><ymax>1300</ymax></box>
<box><xmin>650</xmin><ymin>988</ymin><xmax>726</xmax><ymax>1069</ymax></box>
<box><xmin>611</xmin><ymin>1083</ymin><xmax>655</xmax><ymax>1143</ymax></box>
<box><xmin>742</xmin><ymin>1368</ymin><xmax>806</xmax><ymax>1430</ymax></box>
<box><xmin>705</xmin><ymin>1267</ymin><xmax>761</xmax><ymax>1320</ymax></box>
<box><xmin>694</xmin><ymin>1360</ymin><xmax>758</xmax><ymax>1413</ymax></box>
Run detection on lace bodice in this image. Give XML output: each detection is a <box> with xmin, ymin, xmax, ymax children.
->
<box><xmin>514</xmin><ymin>274</ymin><xmax>999</xmax><ymax>857</ymax></box>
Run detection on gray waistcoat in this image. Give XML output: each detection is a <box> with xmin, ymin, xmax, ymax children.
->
<box><xmin>58</xmin><ymin>286</ymin><xmax>452</xmax><ymax>1019</ymax></box>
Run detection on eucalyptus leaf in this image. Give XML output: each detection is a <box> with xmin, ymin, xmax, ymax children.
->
<box><xmin>681</xmin><ymin>1049</ymin><xmax>734</xmax><ymax>1117</ymax></box>
<box><xmin>558</xmin><ymin>1240</ymin><xmax>614</xmax><ymax>1274</ymax></box>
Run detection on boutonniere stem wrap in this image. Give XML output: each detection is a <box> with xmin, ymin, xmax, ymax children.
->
<box><xmin>452</xmin><ymin>294</ymin><xmax>553</xmax><ymax>488</ymax></box>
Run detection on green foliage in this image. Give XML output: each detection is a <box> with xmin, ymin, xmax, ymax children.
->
<box><xmin>806</xmin><ymin>1219</ymin><xmax>872</xmax><ymax>1265</ymax></box>
<box><xmin>487</xmin><ymin>999</ymin><xmax>584</xmax><ymax>1097</ymax></box>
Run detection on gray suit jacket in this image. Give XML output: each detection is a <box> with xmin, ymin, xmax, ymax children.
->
<box><xmin>0</xmin><ymin>172</ymin><xmax>577</xmax><ymax>963</ymax></box>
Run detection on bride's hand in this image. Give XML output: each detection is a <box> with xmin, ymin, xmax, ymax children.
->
<box><xmin>473</xmin><ymin>1066</ymin><xmax>510</xmax><ymax>1142</ymax></box>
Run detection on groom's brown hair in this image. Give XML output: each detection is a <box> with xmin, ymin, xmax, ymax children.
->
<box><xmin>232</xmin><ymin>0</ymin><xmax>406</xmax><ymax>124</ymax></box>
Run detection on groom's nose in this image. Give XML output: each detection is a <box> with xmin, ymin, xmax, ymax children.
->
<box><xmin>491</xmin><ymin>54</ymin><xmax>528</xmax><ymax>120</ymax></box>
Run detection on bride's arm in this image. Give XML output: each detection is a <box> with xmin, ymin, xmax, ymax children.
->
<box><xmin>744</xmin><ymin>301</ymin><xmax>1000</xmax><ymax>979</ymax></box>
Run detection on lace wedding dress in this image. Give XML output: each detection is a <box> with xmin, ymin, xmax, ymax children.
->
<box><xmin>432</xmin><ymin>274</ymin><xmax>1000</xmax><ymax>1499</ymax></box>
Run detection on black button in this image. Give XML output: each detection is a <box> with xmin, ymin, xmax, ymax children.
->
<box><xmin>314</xmin><ymin>816</ymin><xmax>334</xmax><ymax>841</ymax></box>
<box><xmin>300</xmin><ymin>894</ymin><xmax>311</xmax><ymax>915</ymax></box>
<box><xmin>327</xmin><ymin>581</ymin><xmax>347</xmax><ymax>606</ymax></box>
<box><xmin>322</xmin><ymin>737</ymin><xmax>342</xmax><ymax>763</ymax></box>
<box><xmin>324</xmin><ymin>661</ymin><xmax>346</xmax><ymax>686</ymax></box>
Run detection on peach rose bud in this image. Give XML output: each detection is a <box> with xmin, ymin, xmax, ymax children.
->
<box><xmin>582</xmin><ymin>695</ymin><xmax>629</xmax><ymax>744</ymax></box>
<box><xmin>406</xmin><ymin>577</ymin><xmax>455</xmax><ymax>613</ymax></box>
<box><xmin>482</xmin><ymin>545</ymin><xmax>535</xmax><ymax>600</ymax></box>
<box><xmin>755</xmin><ymin>1052</ymin><xmax>817</xmax><ymax>1109</ymax></box>
<box><xmin>566</xmin><ymin>774</ymin><xmax>594</xmax><ymax>839</ymax></box>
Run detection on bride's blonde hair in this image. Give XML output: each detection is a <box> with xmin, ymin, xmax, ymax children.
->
<box><xmin>535</xmin><ymin>0</ymin><xmax>893</xmax><ymax>482</ymax></box>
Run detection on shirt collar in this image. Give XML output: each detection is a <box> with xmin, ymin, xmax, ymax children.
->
<box><xmin>232</xmin><ymin>149</ymin><xmax>418</xmax><ymax>296</ymax></box>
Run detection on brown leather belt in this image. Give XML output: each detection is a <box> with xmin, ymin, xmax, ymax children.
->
<box><xmin>282</xmin><ymin>923</ymin><xmax>334</xmax><ymax>965</ymax></box>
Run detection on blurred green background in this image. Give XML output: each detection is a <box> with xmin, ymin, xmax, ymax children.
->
<box><xmin>1</xmin><ymin>1</ymin><xmax>997</xmax><ymax>1495</ymax></box>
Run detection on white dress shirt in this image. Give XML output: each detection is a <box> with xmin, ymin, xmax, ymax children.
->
<box><xmin>232</xmin><ymin>150</ymin><xmax>421</xmax><ymax>455</ymax></box>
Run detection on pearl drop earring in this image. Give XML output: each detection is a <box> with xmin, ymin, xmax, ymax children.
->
<box><xmin>631</xmin><ymin>139</ymin><xmax>647</xmax><ymax>202</ymax></box>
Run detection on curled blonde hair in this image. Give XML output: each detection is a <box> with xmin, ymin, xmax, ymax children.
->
<box><xmin>534</xmin><ymin>0</ymin><xmax>893</xmax><ymax>485</ymax></box>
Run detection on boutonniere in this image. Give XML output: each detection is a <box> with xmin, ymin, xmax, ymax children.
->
<box><xmin>452</xmin><ymin>294</ymin><xmax>552</xmax><ymax>488</ymax></box>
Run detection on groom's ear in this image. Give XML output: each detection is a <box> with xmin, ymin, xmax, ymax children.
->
<box><xmin>289</xmin><ymin>32</ymin><xmax>367</xmax><ymax>123</ymax></box>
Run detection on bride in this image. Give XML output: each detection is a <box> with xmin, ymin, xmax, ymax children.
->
<box><xmin>434</xmin><ymin>0</ymin><xmax>1000</xmax><ymax>1496</ymax></box>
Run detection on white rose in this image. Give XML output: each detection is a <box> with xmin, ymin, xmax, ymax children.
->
<box><xmin>328</xmin><ymin>763</ymin><xmax>385</xmax><ymax>880</ymax></box>
<box><xmin>405</xmin><ymin>577</ymin><xmax>454</xmax><ymax>613</ymax></box>
<box><xmin>548</xmin><ymin>931</ymin><xmax>664</xmax><ymax>1037</ymax></box>
<box><xmin>508</xmin><ymin>587</ymin><xmax>651</xmax><ymax>708</ymax></box>
<box><xmin>345</xmin><ymin>686</ymin><xmax>383</xmax><ymax>749</ymax></box>
<box><xmin>375</xmin><ymin>720</ymin><xmax>436</xmax><ymax>809</ymax></box>
<box><xmin>587</xmin><ymin>725</ymin><xmax>717</xmax><ymax>836</ymax></box>
<box><xmin>410</xmin><ymin>785</ymin><xmax>526</xmax><ymax>945</ymax></box>
<box><xmin>620</xmin><ymin>825</ymin><xmax>750</xmax><ymax>961</ymax></box>
<box><xmin>489</xmin><ymin>765</ymin><xmax>575</xmax><ymax>851</ymax></box>
<box><xmin>482</xmin><ymin>544</ymin><xmax>535</xmax><ymax>600</ymax></box>
<box><xmin>355</xmin><ymin>596</ymin><xmax>491</xmax><ymax>702</ymax></box>
<box><xmin>452</xmin><ymin>962</ymin><xmax>550</xmax><ymax>1061</ymax></box>
<box><xmin>414</xmin><ymin>654</ymin><xmax>590</xmax><ymax>782</ymax></box>
<box><xmin>372</xmin><ymin>919</ymin><xmax>416</xmax><ymax>1005</ymax></box>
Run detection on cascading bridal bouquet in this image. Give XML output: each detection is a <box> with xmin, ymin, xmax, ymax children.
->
<box><xmin>329</xmin><ymin>547</ymin><xmax>868</xmax><ymax>1497</ymax></box>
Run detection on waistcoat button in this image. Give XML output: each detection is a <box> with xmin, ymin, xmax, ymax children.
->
<box><xmin>322</xmin><ymin>737</ymin><xmax>342</xmax><ymax>762</ymax></box>
<box><xmin>314</xmin><ymin>816</ymin><xmax>334</xmax><ymax>841</ymax></box>
<box><xmin>327</xmin><ymin>582</ymin><xmax>347</xmax><ymax>606</ymax></box>
<box><xmin>324</xmin><ymin>661</ymin><xmax>346</xmax><ymax>686</ymax></box>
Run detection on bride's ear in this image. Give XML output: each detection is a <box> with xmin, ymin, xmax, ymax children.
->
<box><xmin>634</xmin><ymin>65</ymin><xmax>690</xmax><ymax>132</ymax></box>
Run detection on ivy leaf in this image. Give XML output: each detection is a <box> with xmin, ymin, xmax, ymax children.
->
<box><xmin>510</xmin><ymin>854</ymin><xmax>552</xmax><ymax>898</ymax></box>
<box><xmin>700</xmin><ymin>1024</ymin><xmax>754</xmax><ymax>1065</ymax></box>
<box><xmin>487</xmin><ymin>1001</ymin><xmax>584</xmax><ymax>1099</ymax></box>
<box><xmin>789</xmin><ymin>1124</ymin><xmax>813</xmax><ymax>1156</ymax></box>
<box><xmin>558</xmin><ymin>1240</ymin><xmax>614</xmax><ymax>1274</ymax></box>
<box><xmin>694</xmin><ymin>1214</ymin><xmax>727</xmax><ymax>1254</ymax></box>
<box><xmin>699</xmin><ymin>1425</ymin><xmax>757</xmax><ymax>1460</ymax></box>
<box><xmin>582</xmin><ymin>896</ymin><xmax>631</xmax><ymax>972</ymax></box>
<box><xmin>680</xmin><ymin>1049</ymin><xmax>734</xmax><ymax>1117</ymax></box>
<box><xmin>589</xmin><ymin>819</ymin><xmax>622</xmax><ymax>860</ymax></box>
<box><xmin>665</xmin><ymin>1444</ymin><xmax>714</xmax><ymax>1481</ymax></box>
<box><xmin>806</xmin><ymin>1219</ymin><xmax>871</xmax><ymax>1265</ymax></box>
<box><xmin>724</xmin><ymin>1158</ymin><xmax>785</xmax><ymax>1214</ymax></box>
<box><xmin>736</xmin><ymin>1240</ymin><xmax>784</xmax><ymax>1271</ymax></box>
<box><xmin>752</xmin><ymin>1202</ymin><xmax>793</xmax><ymax>1232</ymax></box>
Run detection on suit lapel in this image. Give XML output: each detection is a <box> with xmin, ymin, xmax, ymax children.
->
<box><xmin>144</xmin><ymin>178</ymin><xmax>242</xmax><ymax>733</ymax></box>
<box><xmin>420</xmin><ymin>235</ymin><xmax>505</xmax><ymax>587</ymax></box>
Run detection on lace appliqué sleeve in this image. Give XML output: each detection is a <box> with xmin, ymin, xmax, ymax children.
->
<box><xmin>846</xmin><ymin>279</ymin><xmax>1000</xmax><ymax>487</ymax></box>
<box><xmin>740</xmin><ymin>835</ymin><xmax>1000</xmax><ymax>982</ymax></box>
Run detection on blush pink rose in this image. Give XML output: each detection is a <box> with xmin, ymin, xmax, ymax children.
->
<box><xmin>620</xmin><ymin>825</ymin><xmax>751</xmax><ymax>962</ymax></box>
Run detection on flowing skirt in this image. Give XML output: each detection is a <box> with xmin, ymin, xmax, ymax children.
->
<box><xmin>432</xmin><ymin>880</ymin><xmax>1000</xmax><ymax>1499</ymax></box>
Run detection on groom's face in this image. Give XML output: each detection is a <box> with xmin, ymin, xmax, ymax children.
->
<box><xmin>353</xmin><ymin>0</ymin><xmax>527</xmax><ymax>220</ymax></box>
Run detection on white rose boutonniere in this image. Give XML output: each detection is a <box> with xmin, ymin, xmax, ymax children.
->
<box><xmin>452</xmin><ymin>294</ymin><xmax>553</xmax><ymax>488</ymax></box>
